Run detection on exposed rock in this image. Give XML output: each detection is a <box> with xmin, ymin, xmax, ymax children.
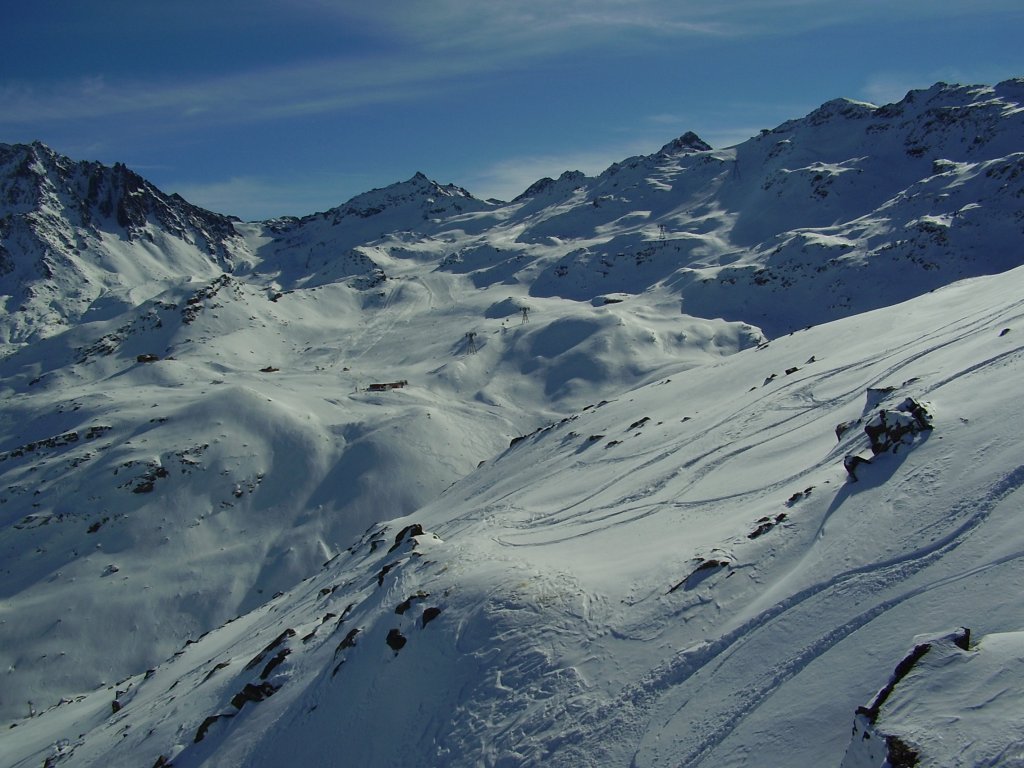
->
<box><xmin>669</xmin><ymin>557</ymin><xmax>731</xmax><ymax>593</ymax></box>
<box><xmin>244</xmin><ymin>628</ymin><xmax>295</xmax><ymax>671</ymax></box>
<box><xmin>843</xmin><ymin>398</ymin><xmax>933</xmax><ymax>479</ymax></box>
<box><xmin>260</xmin><ymin>648</ymin><xmax>290</xmax><ymax>680</ymax></box>
<box><xmin>835</xmin><ymin>419</ymin><xmax>860</xmax><ymax>440</ymax></box>
<box><xmin>386</xmin><ymin>629</ymin><xmax>407</xmax><ymax>652</ymax></box>
<box><xmin>886</xmin><ymin>737</ymin><xmax>920</xmax><ymax>768</ymax></box>
<box><xmin>377</xmin><ymin>561</ymin><xmax>399</xmax><ymax>586</ymax></box>
<box><xmin>749</xmin><ymin>512</ymin><xmax>787</xmax><ymax>538</ymax></box>
<box><xmin>843</xmin><ymin>454</ymin><xmax>872</xmax><ymax>480</ymax></box>
<box><xmin>194</xmin><ymin>713</ymin><xmax>234</xmax><ymax>743</ymax></box>
<box><xmin>388</xmin><ymin>523</ymin><xmax>424</xmax><ymax>553</ymax></box>
<box><xmin>841</xmin><ymin>628</ymin><xmax>970</xmax><ymax>768</ymax></box>
<box><xmin>864</xmin><ymin>398</ymin><xmax>933</xmax><ymax>455</ymax></box>
<box><xmin>230</xmin><ymin>681</ymin><xmax>278</xmax><ymax>711</ymax></box>
<box><xmin>395</xmin><ymin>592</ymin><xmax>429</xmax><ymax>615</ymax></box>
<box><xmin>628</xmin><ymin>416</ymin><xmax>651</xmax><ymax>431</ymax></box>
<box><xmin>200</xmin><ymin>661</ymin><xmax>231</xmax><ymax>684</ymax></box>
<box><xmin>786</xmin><ymin>487</ymin><xmax>813</xmax><ymax>506</ymax></box>
<box><xmin>657</xmin><ymin>131</ymin><xmax>713</xmax><ymax>155</ymax></box>
<box><xmin>335</xmin><ymin>627</ymin><xmax>360</xmax><ymax>655</ymax></box>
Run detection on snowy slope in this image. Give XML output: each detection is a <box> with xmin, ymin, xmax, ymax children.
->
<box><xmin>6</xmin><ymin>263</ymin><xmax>1024</xmax><ymax>768</ymax></box>
<box><xmin>0</xmin><ymin>248</ymin><xmax>757</xmax><ymax>726</ymax></box>
<box><xmin>2</xmin><ymin>78</ymin><xmax>1024</xmax><ymax>767</ymax></box>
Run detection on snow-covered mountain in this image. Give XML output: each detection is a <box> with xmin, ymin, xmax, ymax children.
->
<box><xmin>2</xmin><ymin>79</ymin><xmax>1024</xmax><ymax>767</ymax></box>
<box><xmin>0</xmin><ymin>142</ymin><xmax>250</xmax><ymax>347</ymax></box>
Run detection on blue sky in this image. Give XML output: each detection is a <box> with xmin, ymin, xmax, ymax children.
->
<box><xmin>2</xmin><ymin>1</ymin><xmax>1022</xmax><ymax>220</ymax></box>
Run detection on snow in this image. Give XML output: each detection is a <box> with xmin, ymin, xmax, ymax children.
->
<box><xmin>2</xmin><ymin>78</ymin><xmax>1024</xmax><ymax>767</ymax></box>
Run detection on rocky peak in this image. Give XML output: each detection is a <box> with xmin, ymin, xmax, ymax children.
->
<box><xmin>514</xmin><ymin>170</ymin><xmax>588</xmax><ymax>201</ymax></box>
<box><xmin>0</xmin><ymin>142</ymin><xmax>239</xmax><ymax>246</ymax></box>
<box><xmin>327</xmin><ymin>172</ymin><xmax>486</xmax><ymax>223</ymax></box>
<box><xmin>0</xmin><ymin>143</ymin><xmax>249</xmax><ymax>347</ymax></box>
<box><xmin>0</xmin><ymin>142</ymin><xmax>64</xmax><ymax>211</ymax></box>
<box><xmin>656</xmin><ymin>131</ymin><xmax>712</xmax><ymax>156</ymax></box>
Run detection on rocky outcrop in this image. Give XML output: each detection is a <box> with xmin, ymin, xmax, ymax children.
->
<box><xmin>840</xmin><ymin>628</ymin><xmax>971</xmax><ymax>768</ymax></box>
<box><xmin>842</xmin><ymin>396</ymin><xmax>933</xmax><ymax>480</ymax></box>
<box><xmin>864</xmin><ymin>398</ymin><xmax>933</xmax><ymax>455</ymax></box>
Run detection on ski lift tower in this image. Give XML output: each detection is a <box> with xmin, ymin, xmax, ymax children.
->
<box><xmin>521</xmin><ymin>307</ymin><xmax>530</xmax><ymax>324</ymax></box>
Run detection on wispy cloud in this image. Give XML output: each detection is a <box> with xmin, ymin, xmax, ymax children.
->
<box><xmin>4</xmin><ymin>0</ymin><xmax>1017</xmax><ymax>132</ymax></box>
<box><xmin>316</xmin><ymin>0</ymin><xmax>1013</xmax><ymax>53</ymax></box>
<box><xmin>0</xmin><ymin>53</ymin><xmax>484</xmax><ymax>128</ymax></box>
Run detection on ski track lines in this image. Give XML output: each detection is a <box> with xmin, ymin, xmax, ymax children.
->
<box><xmin>496</xmin><ymin>356</ymin><xmax>916</xmax><ymax>542</ymax></box>
<box><xmin>473</xmin><ymin>309</ymin><xmax>1024</xmax><ymax>760</ymax></box>
<box><xmin>487</xmin><ymin>282</ymin><xmax>1015</xmax><ymax>536</ymax></box>
<box><xmin>457</xmin><ymin>306</ymin><xmax>1024</xmax><ymax>759</ymax></box>
<box><xmin>490</xmin><ymin>306</ymin><xmax>1021</xmax><ymax>548</ymax></box>
<box><xmin>623</xmin><ymin>463</ymin><xmax>1024</xmax><ymax>767</ymax></box>
<box><xmin>346</xmin><ymin>281</ymin><xmax>415</xmax><ymax>364</ymax></box>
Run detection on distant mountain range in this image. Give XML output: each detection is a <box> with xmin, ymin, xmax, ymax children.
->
<box><xmin>2</xmin><ymin>79</ymin><xmax>1024</xmax><ymax>768</ymax></box>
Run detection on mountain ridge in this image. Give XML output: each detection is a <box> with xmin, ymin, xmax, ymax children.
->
<box><xmin>3</xmin><ymin>78</ymin><xmax>1023</xmax><ymax>348</ymax></box>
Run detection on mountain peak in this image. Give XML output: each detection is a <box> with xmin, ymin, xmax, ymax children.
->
<box><xmin>657</xmin><ymin>131</ymin><xmax>712</xmax><ymax>155</ymax></box>
<box><xmin>514</xmin><ymin>170</ymin><xmax>587</xmax><ymax>201</ymax></box>
<box><xmin>324</xmin><ymin>171</ymin><xmax>486</xmax><ymax>224</ymax></box>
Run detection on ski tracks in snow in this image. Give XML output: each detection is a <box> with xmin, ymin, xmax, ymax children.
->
<box><xmin>518</xmin><ymin>295</ymin><xmax>1024</xmax><ymax>545</ymax></box>
<box><xmin>607</xmin><ymin>464</ymin><xmax>1024</xmax><ymax>767</ymax></box>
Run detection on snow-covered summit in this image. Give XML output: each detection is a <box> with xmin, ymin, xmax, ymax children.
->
<box><xmin>326</xmin><ymin>170</ymin><xmax>489</xmax><ymax>222</ymax></box>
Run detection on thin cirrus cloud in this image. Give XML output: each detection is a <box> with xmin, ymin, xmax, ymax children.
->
<box><xmin>3</xmin><ymin>0</ymin><xmax>1016</xmax><ymax>131</ymax></box>
<box><xmin>0</xmin><ymin>55</ymin><xmax>488</xmax><ymax>128</ymax></box>
<box><xmin>320</xmin><ymin>0</ymin><xmax>1003</xmax><ymax>51</ymax></box>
